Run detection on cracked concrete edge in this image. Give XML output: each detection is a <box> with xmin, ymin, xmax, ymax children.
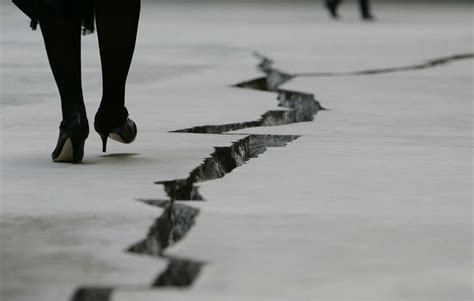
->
<box><xmin>65</xmin><ymin>50</ymin><xmax>471</xmax><ymax>299</ymax></box>
<box><xmin>155</xmin><ymin>134</ymin><xmax>300</xmax><ymax>201</ymax></box>
<box><xmin>174</xmin><ymin>53</ymin><xmax>325</xmax><ymax>134</ymax></box>
<box><xmin>68</xmin><ymin>54</ymin><xmax>312</xmax><ymax>299</ymax></box>
<box><xmin>294</xmin><ymin>52</ymin><xmax>474</xmax><ymax>77</ymax></box>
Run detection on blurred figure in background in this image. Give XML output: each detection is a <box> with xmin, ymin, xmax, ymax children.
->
<box><xmin>325</xmin><ymin>0</ymin><xmax>375</xmax><ymax>20</ymax></box>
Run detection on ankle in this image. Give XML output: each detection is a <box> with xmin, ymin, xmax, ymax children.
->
<box><xmin>97</xmin><ymin>105</ymin><xmax>128</xmax><ymax>116</ymax></box>
<box><xmin>61</xmin><ymin>112</ymin><xmax>87</xmax><ymax>124</ymax></box>
<box><xmin>94</xmin><ymin>107</ymin><xmax>129</xmax><ymax>130</ymax></box>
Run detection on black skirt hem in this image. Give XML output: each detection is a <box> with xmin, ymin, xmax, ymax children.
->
<box><xmin>29</xmin><ymin>19</ymin><xmax>94</xmax><ymax>35</ymax></box>
<box><xmin>13</xmin><ymin>0</ymin><xmax>95</xmax><ymax>35</ymax></box>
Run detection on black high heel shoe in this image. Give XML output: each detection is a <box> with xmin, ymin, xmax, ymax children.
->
<box><xmin>52</xmin><ymin>113</ymin><xmax>89</xmax><ymax>163</ymax></box>
<box><xmin>362</xmin><ymin>14</ymin><xmax>375</xmax><ymax>21</ymax></box>
<box><xmin>94</xmin><ymin>107</ymin><xmax>137</xmax><ymax>153</ymax></box>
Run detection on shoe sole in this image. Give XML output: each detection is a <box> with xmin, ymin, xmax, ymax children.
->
<box><xmin>53</xmin><ymin>138</ymin><xmax>74</xmax><ymax>162</ymax></box>
<box><xmin>109</xmin><ymin>133</ymin><xmax>126</xmax><ymax>143</ymax></box>
<box><xmin>109</xmin><ymin>132</ymin><xmax>136</xmax><ymax>144</ymax></box>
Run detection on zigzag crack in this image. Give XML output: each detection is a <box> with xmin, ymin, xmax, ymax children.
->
<box><xmin>156</xmin><ymin>134</ymin><xmax>300</xmax><ymax>201</ymax></box>
<box><xmin>128</xmin><ymin>200</ymin><xmax>200</xmax><ymax>257</ymax></box>
<box><xmin>70</xmin><ymin>51</ymin><xmax>472</xmax><ymax>299</ymax></box>
<box><xmin>71</xmin><ymin>201</ymin><xmax>203</xmax><ymax>299</ymax></box>
<box><xmin>71</xmin><ymin>288</ymin><xmax>113</xmax><ymax>301</ymax></box>
<box><xmin>72</xmin><ymin>256</ymin><xmax>204</xmax><ymax>299</ymax></box>
<box><xmin>173</xmin><ymin>90</ymin><xmax>324</xmax><ymax>134</ymax></box>
<box><xmin>70</xmin><ymin>53</ymin><xmax>308</xmax><ymax>300</ymax></box>
<box><xmin>128</xmin><ymin>200</ymin><xmax>205</xmax><ymax>287</ymax></box>
<box><xmin>235</xmin><ymin>52</ymin><xmax>294</xmax><ymax>92</ymax></box>
<box><xmin>174</xmin><ymin>52</ymin><xmax>326</xmax><ymax>134</ymax></box>
<box><xmin>152</xmin><ymin>257</ymin><xmax>204</xmax><ymax>288</ymax></box>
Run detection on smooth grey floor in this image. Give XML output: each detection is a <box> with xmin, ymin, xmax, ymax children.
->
<box><xmin>1</xmin><ymin>1</ymin><xmax>472</xmax><ymax>301</ymax></box>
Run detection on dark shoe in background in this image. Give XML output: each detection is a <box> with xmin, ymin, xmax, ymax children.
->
<box><xmin>362</xmin><ymin>14</ymin><xmax>375</xmax><ymax>21</ymax></box>
<box><xmin>325</xmin><ymin>0</ymin><xmax>340</xmax><ymax>19</ymax></box>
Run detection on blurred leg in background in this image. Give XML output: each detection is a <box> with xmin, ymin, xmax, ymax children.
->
<box><xmin>360</xmin><ymin>0</ymin><xmax>374</xmax><ymax>20</ymax></box>
<box><xmin>325</xmin><ymin>0</ymin><xmax>341</xmax><ymax>19</ymax></box>
<box><xmin>325</xmin><ymin>0</ymin><xmax>375</xmax><ymax>20</ymax></box>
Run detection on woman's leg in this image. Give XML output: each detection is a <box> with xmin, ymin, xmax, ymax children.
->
<box><xmin>39</xmin><ymin>9</ymin><xmax>86</xmax><ymax>120</ymax></box>
<box><xmin>325</xmin><ymin>0</ymin><xmax>342</xmax><ymax>19</ymax></box>
<box><xmin>95</xmin><ymin>0</ymin><xmax>141</xmax><ymax>114</ymax></box>
<box><xmin>359</xmin><ymin>0</ymin><xmax>373</xmax><ymax>19</ymax></box>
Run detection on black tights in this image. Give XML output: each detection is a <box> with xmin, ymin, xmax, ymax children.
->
<box><xmin>40</xmin><ymin>0</ymin><xmax>141</xmax><ymax>120</ymax></box>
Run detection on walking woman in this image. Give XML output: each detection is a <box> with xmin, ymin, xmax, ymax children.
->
<box><xmin>325</xmin><ymin>0</ymin><xmax>375</xmax><ymax>20</ymax></box>
<box><xmin>12</xmin><ymin>0</ymin><xmax>140</xmax><ymax>163</ymax></box>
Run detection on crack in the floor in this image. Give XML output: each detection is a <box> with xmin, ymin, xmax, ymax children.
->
<box><xmin>71</xmin><ymin>288</ymin><xmax>113</xmax><ymax>301</ymax></box>
<box><xmin>133</xmin><ymin>51</ymin><xmax>474</xmax><ymax>293</ymax></box>
<box><xmin>71</xmin><ymin>201</ymin><xmax>204</xmax><ymax>300</ymax></box>
<box><xmin>72</xmin><ymin>254</ymin><xmax>205</xmax><ymax>300</ymax></box>
<box><xmin>295</xmin><ymin>53</ymin><xmax>474</xmax><ymax>77</ymax></box>
<box><xmin>128</xmin><ymin>200</ymin><xmax>206</xmax><ymax>288</ymax></box>
<box><xmin>173</xmin><ymin>90</ymin><xmax>325</xmax><ymax>134</ymax></box>
<box><xmin>70</xmin><ymin>53</ymin><xmax>315</xmax><ymax>300</ymax></box>
<box><xmin>70</xmin><ymin>50</ymin><xmax>473</xmax><ymax>299</ymax></box>
<box><xmin>174</xmin><ymin>52</ymin><xmax>328</xmax><ymax>134</ymax></box>
<box><xmin>152</xmin><ymin>257</ymin><xmax>204</xmax><ymax>288</ymax></box>
<box><xmin>233</xmin><ymin>52</ymin><xmax>294</xmax><ymax>92</ymax></box>
<box><xmin>156</xmin><ymin>134</ymin><xmax>300</xmax><ymax>201</ymax></box>
<box><xmin>128</xmin><ymin>200</ymin><xmax>200</xmax><ymax>256</ymax></box>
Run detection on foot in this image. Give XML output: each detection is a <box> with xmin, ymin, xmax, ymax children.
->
<box><xmin>94</xmin><ymin>107</ymin><xmax>137</xmax><ymax>152</ymax></box>
<box><xmin>325</xmin><ymin>1</ymin><xmax>339</xmax><ymax>19</ymax></box>
<box><xmin>362</xmin><ymin>14</ymin><xmax>375</xmax><ymax>21</ymax></box>
<box><xmin>52</xmin><ymin>113</ymin><xmax>89</xmax><ymax>163</ymax></box>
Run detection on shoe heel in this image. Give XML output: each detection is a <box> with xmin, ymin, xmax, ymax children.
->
<box><xmin>100</xmin><ymin>133</ymin><xmax>109</xmax><ymax>153</ymax></box>
<box><xmin>70</xmin><ymin>136</ymin><xmax>86</xmax><ymax>164</ymax></box>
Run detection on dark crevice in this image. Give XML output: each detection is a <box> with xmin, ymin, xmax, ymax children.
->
<box><xmin>157</xmin><ymin>179</ymin><xmax>205</xmax><ymax>201</ymax></box>
<box><xmin>71</xmin><ymin>256</ymin><xmax>204</xmax><ymax>299</ymax></box>
<box><xmin>152</xmin><ymin>257</ymin><xmax>204</xmax><ymax>288</ymax></box>
<box><xmin>70</xmin><ymin>51</ymin><xmax>472</xmax><ymax>299</ymax></box>
<box><xmin>70</xmin><ymin>201</ymin><xmax>202</xmax><ymax>300</ymax></box>
<box><xmin>234</xmin><ymin>76</ymin><xmax>274</xmax><ymax>92</ymax></box>
<box><xmin>71</xmin><ymin>258</ymin><xmax>203</xmax><ymax>299</ymax></box>
<box><xmin>173</xmin><ymin>90</ymin><xmax>324</xmax><ymax>134</ymax></box>
<box><xmin>170</xmin><ymin>112</ymin><xmax>284</xmax><ymax>134</ymax></box>
<box><xmin>235</xmin><ymin>52</ymin><xmax>294</xmax><ymax>92</ymax></box>
<box><xmin>295</xmin><ymin>53</ymin><xmax>474</xmax><ymax>77</ymax></box>
<box><xmin>128</xmin><ymin>200</ymin><xmax>200</xmax><ymax>257</ymax></box>
<box><xmin>70</xmin><ymin>53</ymin><xmax>310</xmax><ymax>299</ymax></box>
<box><xmin>127</xmin><ymin>200</ymin><xmax>204</xmax><ymax>287</ymax></box>
<box><xmin>172</xmin><ymin>120</ymin><xmax>261</xmax><ymax>135</ymax></box>
<box><xmin>127</xmin><ymin>200</ymin><xmax>204</xmax><ymax>288</ymax></box>
<box><xmin>156</xmin><ymin>135</ymin><xmax>299</xmax><ymax>201</ymax></box>
<box><xmin>175</xmin><ymin>52</ymin><xmax>326</xmax><ymax>134</ymax></box>
<box><xmin>234</xmin><ymin>72</ymin><xmax>293</xmax><ymax>92</ymax></box>
<box><xmin>276</xmin><ymin>89</ymin><xmax>327</xmax><ymax>119</ymax></box>
<box><xmin>71</xmin><ymin>288</ymin><xmax>113</xmax><ymax>301</ymax></box>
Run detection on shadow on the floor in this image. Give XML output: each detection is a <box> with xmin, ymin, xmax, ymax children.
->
<box><xmin>100</xmin><ymin>153</ymin><xmax>140</xmax><ymax>158</ymax></box>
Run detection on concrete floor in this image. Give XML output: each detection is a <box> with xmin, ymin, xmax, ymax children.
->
<box><xmin>1</xmin><ymin>1</ymin><xmax>472</xmax><ymax>301</ymax></box>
